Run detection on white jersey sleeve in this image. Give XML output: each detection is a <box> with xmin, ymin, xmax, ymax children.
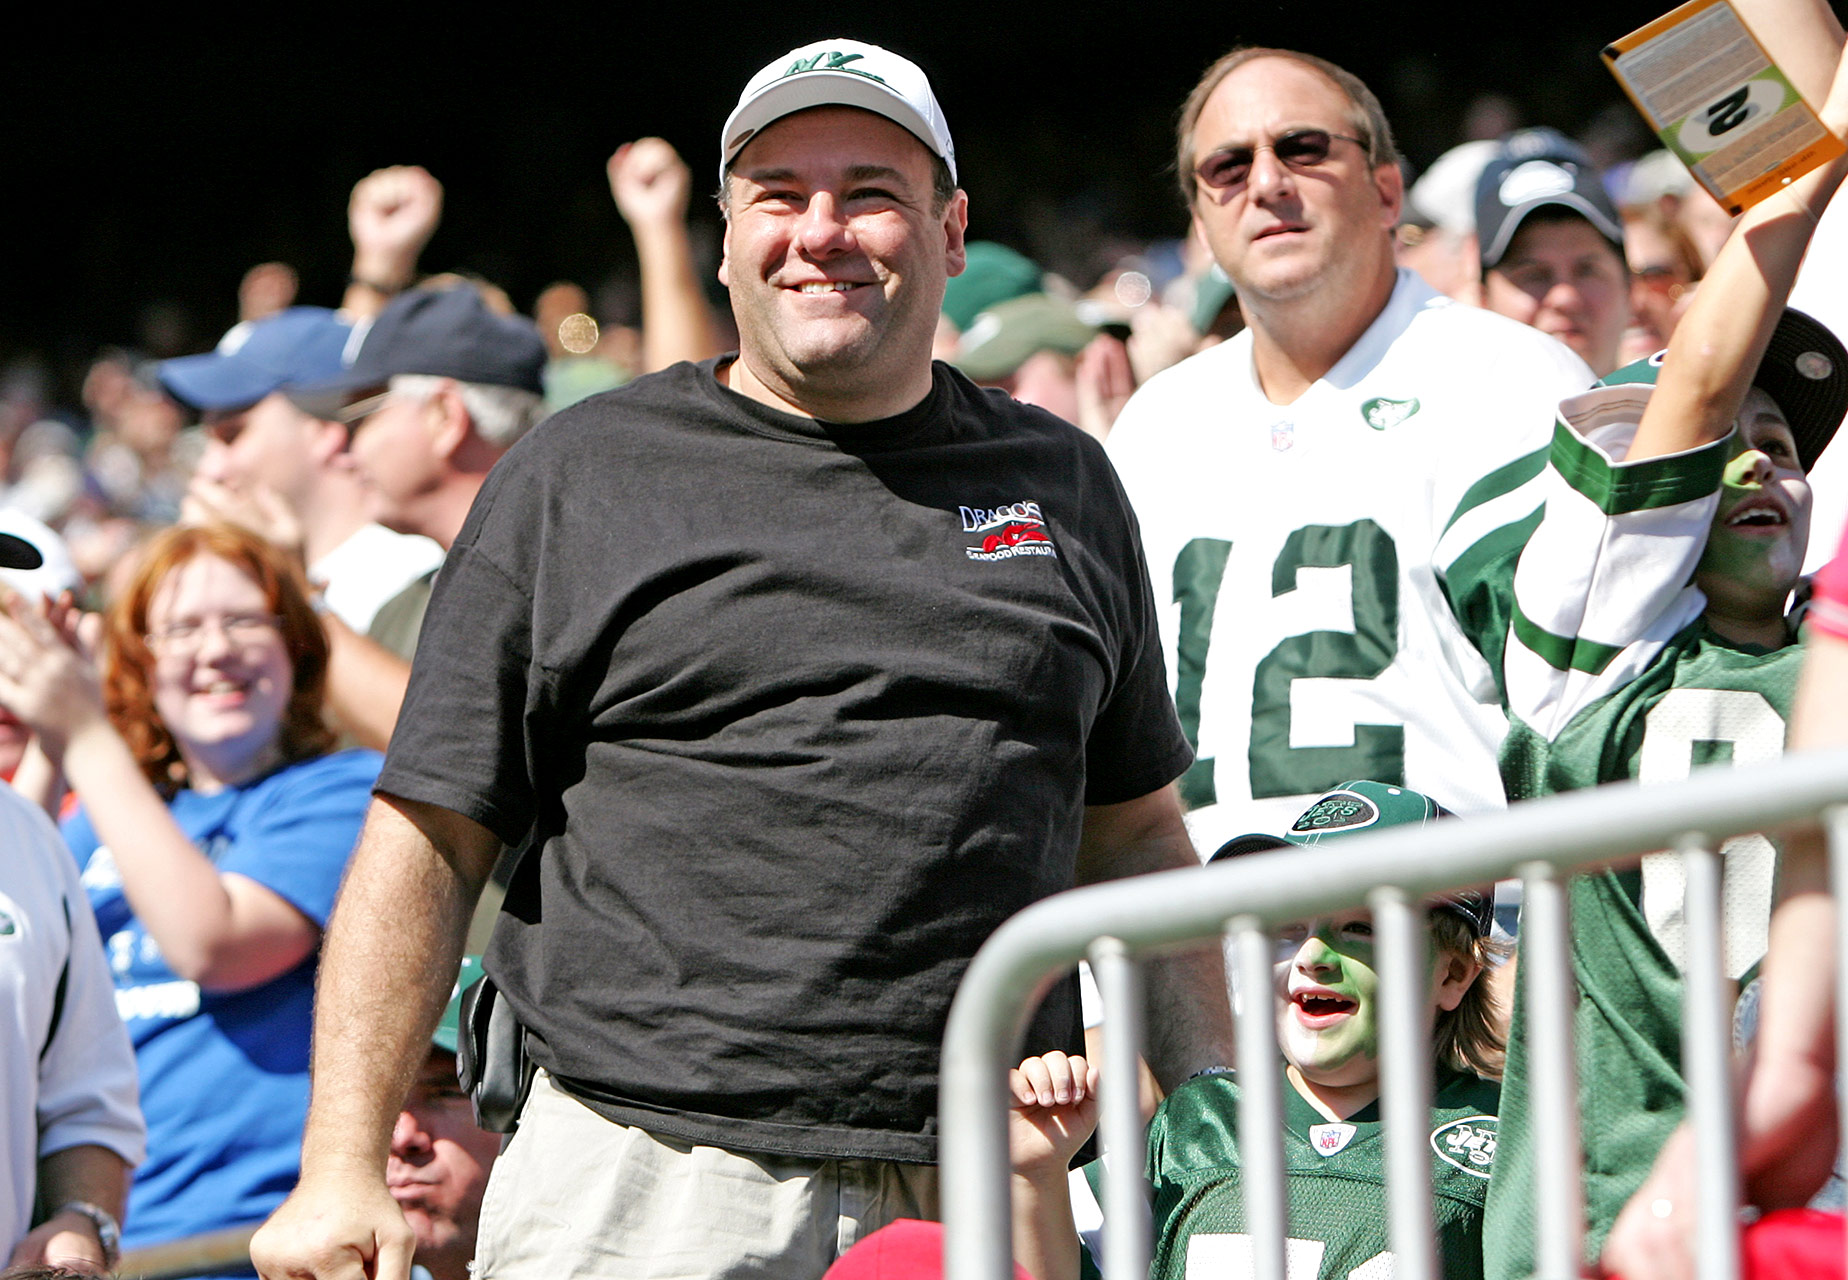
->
<box><xmin>0</xmin><ymin>787</ymin><xmax>143</xmax><ymax>1256</ymax></box>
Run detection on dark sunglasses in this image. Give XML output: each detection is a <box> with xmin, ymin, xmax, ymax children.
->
<box><xmin>1194</xmin><ymin>128</ymin><xmax>1368</xmax><ymax>192</ymax></box>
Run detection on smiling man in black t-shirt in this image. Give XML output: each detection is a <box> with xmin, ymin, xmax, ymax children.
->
<box><xmin>253</xmin><ymin>37</ymin><xmax>1231</xmax><ymax>1280</ymax></box>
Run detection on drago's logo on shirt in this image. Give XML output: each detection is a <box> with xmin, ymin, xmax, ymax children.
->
<box><xmin>1430</xmin><ymin>1114</ymin><xmax>1497</xmax><ymax>1178</ymax></box>
<box><xmin>959</xmin><ymin>501</ymin><xmax>1058</xmax><ymax>562</ymax></box>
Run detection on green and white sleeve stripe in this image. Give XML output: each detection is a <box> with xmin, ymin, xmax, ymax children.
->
<box><xmin>1435</xmin><ymin>444</ymin><xmax>1551</xmax><ymax>702</ymax></box>
<box><xmin>1504</xmin><ymin>400</ymin><xmax>1731</xmax><ymax>740</ymax></box>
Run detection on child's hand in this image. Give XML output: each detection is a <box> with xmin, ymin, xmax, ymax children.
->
<box><xmin>1008</xmin><ymin>1051</ymin><xmax>1101</xmax><ymax>1180</ymax></box>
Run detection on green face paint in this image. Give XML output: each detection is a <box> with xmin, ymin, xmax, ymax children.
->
<box><xmin>1699</xmin><ymin>440</ymin><xmax>1793</xmax><ymax>587</ymax></box>
<box><xmin>1274</xmin><ymin>919</ymin><xmax>1382</xmax><ymax>1085</ymax></box>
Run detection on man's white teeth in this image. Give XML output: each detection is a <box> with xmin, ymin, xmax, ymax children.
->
<box><xmin>1728</xmin><ymin>508</ymin><xmax>1783</xmax><ymax>527</ymax></box>
<box><xmin>797</xmin><ymin>282</ymin><xmax>852</xmax><ymax>293</ymax></box>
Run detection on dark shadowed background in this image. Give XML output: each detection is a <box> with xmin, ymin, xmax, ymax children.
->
<box><xmin>5</xmin><ymin>2</ymin><xmax>1684</xmax><ymax>402</ymax></box>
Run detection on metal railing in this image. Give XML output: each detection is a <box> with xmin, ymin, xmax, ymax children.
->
<box><xmin>941</xmin><ymin>749</ymin><xmax>1848</xmax><ymax>1280</ymax></box>
<box><xmin>117</xmin><ymin>1223</ymin><xmax>256</xmax><ymax>1279</ymax></box>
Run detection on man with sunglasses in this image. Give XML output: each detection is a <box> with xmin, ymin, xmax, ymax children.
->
<box><xmin>1105</xmin><ymin>47</ymin><xmax>1594</xmax><ymax>854</ymax></box>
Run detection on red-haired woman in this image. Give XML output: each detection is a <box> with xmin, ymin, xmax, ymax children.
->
<box><xmin>0</xmin><ymin>523</ymin><xmax>380</xmax><ymax>1269</ymax></box>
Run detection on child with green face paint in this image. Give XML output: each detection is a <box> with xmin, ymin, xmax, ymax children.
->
<box><xmin>1008</xmin><ymin>781</ymin><xmax>1505</xmax><ymax>1280</ymax></box>
<box><xmin>1429</xmin><ymin>38</ymin><xmax>1848</xmax><ymax>1280</ymax></box>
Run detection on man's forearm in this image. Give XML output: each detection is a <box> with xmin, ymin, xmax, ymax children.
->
<box><xmin>1077</xmin><ymin>788</ymin><xmax>1236</xmax><ymax>1089</ymax></box>
<box><xmin>634</xmin><ymin>221</ymin><xmax>722</xmax><ymax>373</ymax></box>
<box><xmin>299</xmin><ymin>797</ymin><xmax>494</xmax><ymax>1177</ymax></box>
<box><xmin>35</xmin><ymin>1143</ymin><xmax>129</xmax><ymax>1224</ymax></box>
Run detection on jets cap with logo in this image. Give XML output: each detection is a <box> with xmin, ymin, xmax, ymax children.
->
<box><xmin>720</xmin><ymin>39</ymin><xmax>957</xmax><ymax>187</ymax></box>
<box><xmin>157</xmin><ymin>307</ymin><xmax>356</xmax><ymax>414</ymax></box>
<box><xmin>1599</xmin><ymin>307</ymin><xmax>1847</xmax><ymax>475</ymax></box>
<box><xmin>1210</xmin><ymin>780</ymin><xmax>1492</xmax><ymax>937</ymax></box>
<box><xmin>1475</xmin><ymin>127</ymin><xmax>1625</xmax><ymax>272</ymax></box>
<box><xmin>288</xmin><ymin>286</ymin><xmax>547</xmax><ymax>420</ymax></box>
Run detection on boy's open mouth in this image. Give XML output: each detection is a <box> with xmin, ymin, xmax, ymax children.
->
<box><xmin>1295</xmin><ymin>992</ymin><xmax>1357</xmax><ymax>1017</ymax></box>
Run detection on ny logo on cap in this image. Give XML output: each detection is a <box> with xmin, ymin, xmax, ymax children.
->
<box><xmin>782</xmin><ymin>51</ymin><xmax>888</xmax><ymax>85</ymax></box>
<box><xmin>1292</xmin><ymin>793</ymin><xmax>1378</xmax><ymax>835</ymax></box>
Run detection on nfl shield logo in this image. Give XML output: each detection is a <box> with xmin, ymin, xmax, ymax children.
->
<box><xmin>1308</xmin><ymin>1123</ymin><xmax>1357</xmax><ymax>1157</ymax></box>
<box><xmin>1270</xmin><ymin>419</ymin><xmax>1295</xmax><ymax>451</ymax></box>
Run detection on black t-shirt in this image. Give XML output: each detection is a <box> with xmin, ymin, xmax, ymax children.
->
<box><xmin>379</xmin><ymin>358</ymin><xmax>1191</xmax><ymax>1161</ymax></box>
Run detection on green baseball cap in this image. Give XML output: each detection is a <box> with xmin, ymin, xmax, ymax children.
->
<box><xmin>940</xmin><ymin>242</ymin><xmax>1043</xmax><ymax>333</ymax></box>
<box><xmin>1189</xmin><ymin>266</ymin><xmax>1237</xmax><ymax>337</ymax></box>
<box><xmin>952</xmin><ymin>293</ymin><xmax>1098</xmax><ymax>382</ymax></box>
<box><xmin>1210</xmin><ymin>781</ymin><xmax>1491</xmax><ymax>936</ymax></box>
<box><xmin>431</xmin><ymin>955</ymin><xmax>484</xmax><ymax>1055</ymax></box>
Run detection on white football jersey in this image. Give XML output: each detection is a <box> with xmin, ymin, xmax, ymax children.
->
<box><xmin>1107</xmin><ymin>270</ymin><xmax>1592</xmax><ymax>855</ymax></box>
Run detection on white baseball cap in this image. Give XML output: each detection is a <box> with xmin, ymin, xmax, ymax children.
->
<box><xmin>0</xmin><ymin>509</ymin><xmax>80</xmax><ymax>602</ymax></box>
<box><xmin>720</xmin><ymin>39</ymin><xmax>957</xmax><ymax>186</ymax></box>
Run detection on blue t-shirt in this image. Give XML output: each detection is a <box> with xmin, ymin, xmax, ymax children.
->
<box><xmin>66</xmin><ymin>748</ymin><xmax>380</xmax><ymax>1258</ymax></box>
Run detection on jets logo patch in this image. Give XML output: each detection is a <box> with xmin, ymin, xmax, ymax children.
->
<box><xmin>1290</xmin><ymin>792</ymin><xmax>1379</xmax><ymax>837</ymax></box>
<box><xmin>1362</xmin><ymin>397</ymin><xmax>1420</xmax><ymax>430</ymax></box>
<box><xmin>1430</xmin><ymin>1114</ymin><xmax>1497</xmax><ymax>1178</ymax></box>
<box><xmin>1309</xmin><ymin>1122</ymin><xmax>1357</xmax><ymax>1157</ymax></box>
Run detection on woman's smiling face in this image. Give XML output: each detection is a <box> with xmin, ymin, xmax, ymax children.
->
<box><xmin>145</xmin><ymin>552</ymin><xmax>292</xmax><ymax>790</ymax></box>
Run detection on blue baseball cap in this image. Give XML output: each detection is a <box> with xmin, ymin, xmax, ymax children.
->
<box><xmin>158</xmin><ymin>307</ymin><xmax>356</xmax><ymax>413</ymax></box>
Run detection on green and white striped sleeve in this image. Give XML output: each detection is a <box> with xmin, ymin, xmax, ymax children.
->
<box><xmin>1435</xmin><ymin>445</ymin><xmax>1552</xmax><ymax>703</ymax></box>
<box><xmin>1502</xmin><ymin>387</ymin><xmax>1731</xmax><ymax>740</ymax></box>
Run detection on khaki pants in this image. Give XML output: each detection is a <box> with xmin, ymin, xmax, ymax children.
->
<box><xmin>474</xmin><ymin>1071</ymin><xmax>940</xmax><ymax>1279</ymax></box>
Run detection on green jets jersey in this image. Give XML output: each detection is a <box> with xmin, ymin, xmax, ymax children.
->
<box><xmin>1434</xmin><ymin>383</ymin><xmax>1798</xmax><ymax>1279</ymax></box>
<box><xmin>1076</xmin><ymin>1070</ymin><xmax>1500</xmax><ymax>1280</ymax></box>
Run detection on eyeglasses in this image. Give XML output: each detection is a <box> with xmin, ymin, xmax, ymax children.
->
<box><xmin>1194</xmin><ymin>129</ymin><xmax>1369</xmax><ymax>192</ymax></box>
<box><xmin>338</xmin><ymin>390</ymin><xmax>396</xmax><ymax>428</ymax></box>
<box><xmin>1632</xmin><ymin>264</ymin><xmax>1689</xmax><ymax>304</ymax></box>
<box><xmin>146</xmin><ymin>612</ymin><xmax>283</xmax><ymax>654</ymax></box>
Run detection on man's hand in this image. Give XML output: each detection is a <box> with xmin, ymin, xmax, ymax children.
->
<box><xmin>251</xmin><ymin>1170</ymin><xmax>417</xmax><ymax>1280</ymax></box>
<box><xmin>608</xmin><ymin>138</ymin><xmax>693</xmax><ymax>232</ymax></box>
<box><xmin>1602</xmin><ymin>1050</ymin><xmax>1840</xmax><ymax>1280</ymax></box>
<box><xmin>7</xmin><ymin>1208</ymin><xmax>108</xmax><ymax>1273</ymax></box>
<box><xmin>1074</xmin><ymin>334</ymin><xmax>1134</xmax><ymax>442</ymax></box>
<box><xmin>348</xmin><ymin>166</ymin><xmax>443</xmax><ymax>290</ymax></box>
<box><xmin>183</xmin><ymin>476</ymin><xmax>307</xmax><ymax>567</ymax></box>
<box><xmin>240</xmin><ymin>262</ymin><xmax>300</xmax><ymax>324</ymax></box>
<box><xmin>1602</xmin><ymin>1124</ymin><xmax>1698</xmax><ymax>1280</ymax></box>
<box><xmin>0</xmin><ymin>586</ymin><xmax>107</xmax><ymax>760</ymax></box>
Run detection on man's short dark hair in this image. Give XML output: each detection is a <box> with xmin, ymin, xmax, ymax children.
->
<box><xmin>1174</xmin><ymin>46</ymin><xmax>1400</xmax><ymax>206</ymax></box>
<box><xmin>719</xmin><ymin>152</ymin><xmax>958</xmax><ymax>218</ymax></box>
